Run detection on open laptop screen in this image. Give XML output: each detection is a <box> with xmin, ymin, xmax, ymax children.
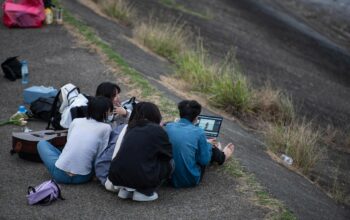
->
<box><xmin>197</xmin><ymin>115</ymin><xmax>223</xmax><ymax>138</ymax></box>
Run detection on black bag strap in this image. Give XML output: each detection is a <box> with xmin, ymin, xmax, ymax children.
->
<box><xmin>27</xmin><ymin>186</ymin><xmax>36</xmax><ymax>194</ymax></box>
<box><xmin>46</xmin><ymin>90</ymin><xmax>61</xmax><ymax>130</ymax></box>
<box><xmin>66</xmin><ymin>87</ymin><xmax>80</xmax><ymax>106</ymax></box>
<box><xmin>51</xmin><ymin>180</ymin><xmax>65</xmax><ymax>200</ymax></box>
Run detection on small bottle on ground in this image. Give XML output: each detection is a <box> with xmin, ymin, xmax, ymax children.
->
<box><xmin>281</xmin><ymin>154</ymin><xmax>293</xmax><ymax>166</ymax></box>
<box><xmin>10</xmin><ymin>105</ymin><xmax>28</xmax><ymax>121</ymax></box>
<box><xmin>55</xmin><ymin>8</ymin><xmax>63</xmax><ymax>24</ymax></box>
<box><xmin>21</xmin><ymin>61</ymin><xmax>29</xmax><ymax>84</ymax></box>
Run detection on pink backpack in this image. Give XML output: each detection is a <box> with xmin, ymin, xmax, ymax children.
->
<box><xmin>2</xmin><ymin>0</ymin><xmax>45</xmax><ymax>28</ymax></box>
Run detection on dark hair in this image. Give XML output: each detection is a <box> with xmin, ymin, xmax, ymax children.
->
<box><xmin>128</xmin><ymin>102</ymin><xmax>162</xmax><ymax>129</ymax></box>
<box><xmin>95</xmin><ymin>82</ymin><xmax>121</xmax><ymax>100</ymax></box>
<box><xmin>178</xmin><ymin>100</ymin><xmax>201</xmax><ymax>122</ymax></box>
<box><xmin>87</xmin><ymin>96</ymin><xmax>113</xmax><ymax>122</ymax></box>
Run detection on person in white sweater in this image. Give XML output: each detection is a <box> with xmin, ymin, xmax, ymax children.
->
<box><xmin>37</xmin><ymin>96</ymin><xmax>113</xmax><ymax>184</ymax></box>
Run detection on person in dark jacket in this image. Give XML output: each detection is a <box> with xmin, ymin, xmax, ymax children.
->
<box><xmin>108</xmin><ymin>102</ymin><xmax>173</xmax><ymax>202</ymax></box>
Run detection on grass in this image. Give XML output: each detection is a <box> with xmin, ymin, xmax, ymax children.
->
<box><xmin>175</xmin><ymin>45</ymin><xmax>214</xmax><ymax>92</ymax></box>
<box><xmin>224</xmin><ymin>159</ymin><xmax>297</xmax><ymax>220</ymax></box>
<box><xmin>330</xmin><ymin>165</ymin><xmax>347</xmax><ymax>204</ymax></box>
<box><xmin>93</xmin><ymin>0</ymin><xmax>135</xmax><ymax>25</ymax></box>
<box><xmin>128</xmin><ymin>7</ymin><xmax>296</xmax><ymax>124</ymax></box>
<box><xmin>175</xmin><ymin>43</ymin><xmax>254</xmax><ymax>113</ymax></box>
<box><xmin>252</xmin><ymin>85</ymin><xmax>295</xmax><ymax>124</ymax></box>
<box><xmin>159</xmin><ymin>0</ymin><xmax>213</xmax><ymax>20</ymax></box>
<box><xmin>264</xmin><ymin>120</ymin><xmax>323</xmax><ymax>174</ymax></box>
<box><xmin>131</xmin><ymin>13</ymin><xmax>293</xmax><ymax>121</ymax></box>
<box><xmin>209</xmin><ymin>56</ymin><xmax>253</xmax><ymax>113</ymax></box>
<box><xmin>133</xmin><ymin>18</ymin><xmax>189</xmax><ymax>60</ymax></box>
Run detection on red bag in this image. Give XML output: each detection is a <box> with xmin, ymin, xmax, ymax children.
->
<box><xmin>2</xmin><ymin>0</ymin><xmax>45</xmax><ymax>28</ymax></box>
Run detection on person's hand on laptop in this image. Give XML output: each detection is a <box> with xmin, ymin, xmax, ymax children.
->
<box><xmin>208</xmin><ymin>138</ymin><xmax>223</xmax><ymax>150</ymax></box>
<box><xmin>207</xmin><ymin>138</ymin><xmax>218</xmax><ymax>147</ymax></box>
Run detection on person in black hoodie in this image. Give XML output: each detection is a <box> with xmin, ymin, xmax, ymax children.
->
<box><xmin>108</xmin><ymin>102</ymin><xmax>173</xmax><ymax>201</ymax></box>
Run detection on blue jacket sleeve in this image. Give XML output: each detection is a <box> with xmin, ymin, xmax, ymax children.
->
<box><xmin>196</xmin><ymin>132</ymin><xmax>212</xmax><ymax>166</ymax></box>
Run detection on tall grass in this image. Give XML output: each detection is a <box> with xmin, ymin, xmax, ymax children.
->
<box><xmin>175</xmin><ymin>45</ymin><xmax>214</xmax><ymax>92</ymax></box>
<box><xmin>176</xmin><ymin>44</ymin><xmax>253</xmax><ymax>113</ymax></box>
<box><xmin>264</xmin><ymin>120</ymin><xmax>323</xmax><ymax>173</ymax></box>
<box><xmin>252</xmin><ymin>85</ymin><xmax>295</xmax><ymax>124</ymax></box>
<box><xmin>94</xmin><ymin>0</ymin><xmax>135</xmax><ymax>25</ymax></box>
<box><xmin>133</xmin><ymin>19</ymin><xmax>189</xmax><ymax>60</ymax></box>
<box><xmin>210</xmin><ymin>65</ymin><xmax>253</xmax><ymax>113</ymax></box>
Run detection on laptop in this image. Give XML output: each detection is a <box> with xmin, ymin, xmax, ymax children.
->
<box><xmin>197</xmin><ymin>115</ymin><xmax>223</xmax><ymax>138</ymax></box>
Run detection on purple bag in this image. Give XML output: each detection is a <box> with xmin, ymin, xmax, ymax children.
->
<box><xmin>27</xmin><ymin>180</ymin><xmax>64</xmax><ymax>205</ymax></box>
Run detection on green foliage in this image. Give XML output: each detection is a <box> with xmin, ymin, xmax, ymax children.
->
<box><xmin>175</xmin><ymin>49</ymin><xmax>214</xmax><ymax>92</ymax></box>
<box><xmin>210</xmin><ymin>70</ymin><xmax>253</xmax><ymax>113</ymax></box>
<box><xmin>134</xmin><ymin>20</ymin><xmax>189</xmax><ymax>60</ymax></box>
<box><xmin>96</xmin><ymin>0</ymin><xmax>135</xmax><ymax>25</ymax></box>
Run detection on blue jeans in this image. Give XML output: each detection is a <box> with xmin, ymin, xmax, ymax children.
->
<box><xmin>37</xmin><ymin>140</ymin><xmax>93</xmax><ymax>184</ymax></box>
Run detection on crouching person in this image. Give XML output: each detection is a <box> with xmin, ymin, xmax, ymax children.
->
<box><xmin>37</xmin><ymin>97</ymin><xmax>113</xmax><ymax>184</ymax></box>
<box><xmin>165</xmin><ymin>100</ymin><xmax>234</xmax><ymax>188</ymax></box>
<box><xmin>108</xmin><ymin>102</ymin><xmax>173</xmax><ymax>201</ymax></box>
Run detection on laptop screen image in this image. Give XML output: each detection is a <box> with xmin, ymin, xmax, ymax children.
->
<box><xmin>197</xmin><ymin>115</ymin><xmax>223</xmax><ymax>138</ymax></box>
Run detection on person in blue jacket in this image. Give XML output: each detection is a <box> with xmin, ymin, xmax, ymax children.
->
<box><xmin>165</xmin><ymin>100</ymin><xmax>234</xmax><ymax>188</ymax></box>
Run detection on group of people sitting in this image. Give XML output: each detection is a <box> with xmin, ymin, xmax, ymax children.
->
<box><xmin>37</xmin><ymin>82</ymin><xmax>234</xmax><ymax>202</ymax></box>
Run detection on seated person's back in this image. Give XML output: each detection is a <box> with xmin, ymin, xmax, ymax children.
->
<box><xmin>165</xmin><ymin>100</ymin><xmax>234</xmax><ymax>188</ymax></box>
<box><xmin>166</xmin><ymin>118</ymin><xmax>211</xmax><ymax>188</ymax></box>
<box><xmin>56</xmin><ymin>117</ymin><xmax>111</xmax><ymax>175</ymax></box>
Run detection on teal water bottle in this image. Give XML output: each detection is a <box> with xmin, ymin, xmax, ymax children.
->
<box><xmin>21</xmin><ymin>61</ymin><xmax>29</xmax><ymax>84</ymax></box>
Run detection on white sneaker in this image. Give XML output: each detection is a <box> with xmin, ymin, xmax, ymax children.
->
<box><xmin>118</xmin><ymin>188</ymin><xmax>134</xmax><ymax>199</ymax></box>
<box><xmin>132</xmin><ymin>191</ymin><xmax>158</xmax><ymax>202</ymax></box>
<box><xmin>105</xmin><ymin>178</ymin><xmax>119</xmax><ymax>192</ymax></box>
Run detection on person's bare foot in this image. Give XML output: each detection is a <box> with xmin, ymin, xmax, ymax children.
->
<box><xmin>223</xmin><ymin>143</ymin><xmax>234</xmax><ymax>161</ymax></box>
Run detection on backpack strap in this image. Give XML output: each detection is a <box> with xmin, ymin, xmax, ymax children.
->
<box><xmin>27</xmin><ymin>186</ymin><xmax>36</xmax><ymax>194</ymax></box>
<box><xmin>46</xmin><ymin>90</ymin><xmax>61</xmax><ymax>130</ymax></box>
<box><xmin>51</xmin><ymin>180</ymin><xmax>65</xmax><ymax>200</ymax></box>
<box><xmin>66</xmin><ymin>87</ymin><xmax>80</xmax><ymax>106</ymax></box>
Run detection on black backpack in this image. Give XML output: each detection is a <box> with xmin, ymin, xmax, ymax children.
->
<box><xmin>30</xmin><ymin>96</ymin><xmax>63</xmax><ymax>130</ymax></box>
<box><xmin>1</xmin><ymin>56</ymin><xmax>22</xmax><ymax>81</ymax></box>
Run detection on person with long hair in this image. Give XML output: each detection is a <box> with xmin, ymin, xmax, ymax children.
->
<box><xmin>95</xmin><ymin>82</ymin><xmax>130</xmax><ymax>127</ymax></box>
<box><xmin>108</xmin><ymin>102</ymin><xmax>173</xmax><ymax>201</ymax></box>
<box><xmin>37</xmin><ymin>97</ymin><xmax>113</xmax><ymax>184</ymax></box>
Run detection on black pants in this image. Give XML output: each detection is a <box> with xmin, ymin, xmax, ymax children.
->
<box><xmin>137</xmin><ymin>159</ymin><xmax>175</xmax><ymax>196</ymax></box>
<box><xmin>200</xmin><ymin>147</ymin><xmax>225</xmax><ymax>181</ymax></box>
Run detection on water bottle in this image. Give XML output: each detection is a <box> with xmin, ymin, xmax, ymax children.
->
<box><xmin>21</xmin><ymin>61</ymin><xmax>29</xmax><ymax>84</ymax></box>
<box><xmin>55</xmin><ymin>8</ymin><xmax>63</xmax><ymax>24</ymax></box>
<box><xmin>281</xmin><ymin>154</ymin><xmax>293</xmax><ymax>166</ymax></box>
<box><xmin>10</xmin><ymin>105</ymin><xmax>28</xmax><ymax>121</ymax></box>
